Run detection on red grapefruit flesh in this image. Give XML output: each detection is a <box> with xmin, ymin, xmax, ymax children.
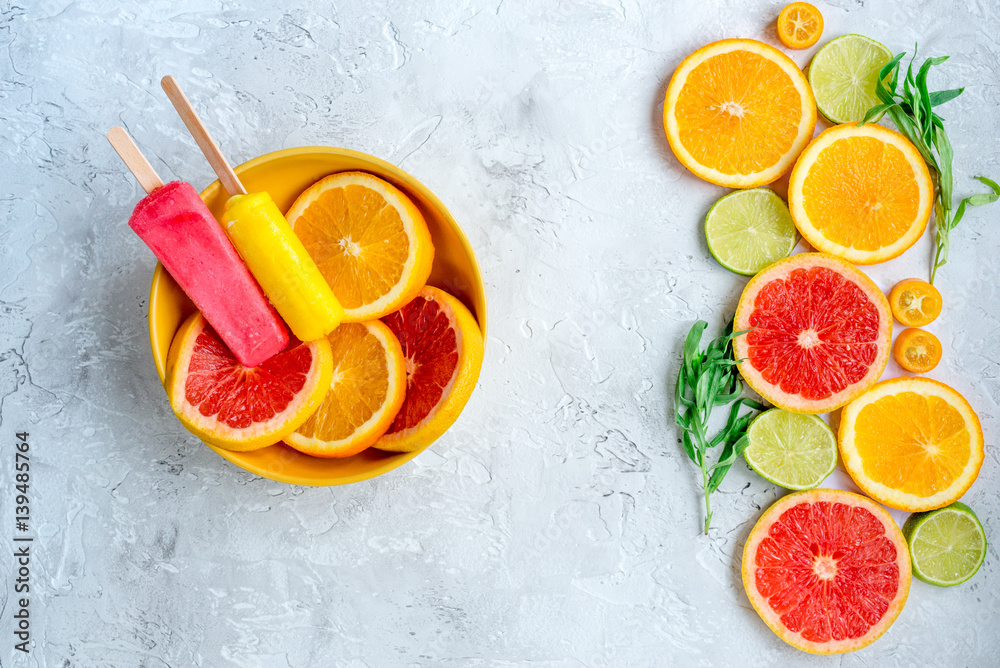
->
<box><xmin>742</xmin><ymin>489</ymin><xmax>911</xmax><ymax>654</ymax></box>
<box><xmin>733</xmin><ymin>253</ymin><xmax>891</xmax><ymax>413</ymax></box>
<box><xmin>375</xmin><ymin>286</ymin><xmax>484</xmax><ymax>453</ymax></box>
<box><xmin>165</xmin><ymin>311</ymin><xmax>333</xmax><ymax>452</ymax></box>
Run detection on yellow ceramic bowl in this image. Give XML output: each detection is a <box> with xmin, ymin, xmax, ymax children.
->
<box><xmin>148</xmin><ymin>146</ymin><xmax>487</xmax><ymax>486</ymax></box>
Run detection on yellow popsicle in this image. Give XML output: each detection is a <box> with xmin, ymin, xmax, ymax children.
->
<box><xmin>221</xmin><ymin>192</ymin><xmax>343</xmax><ymax>342</ymax></box>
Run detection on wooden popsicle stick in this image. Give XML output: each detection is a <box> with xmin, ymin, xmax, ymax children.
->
<box><xmin>160</xmin><ymin>75</ymin><xmax>247</xmax><ymax>197</ymax></box>
<box><xmin>107</xmin><ymin>126</ymin><xmax>165</xmax><ymax>194</ymax></box>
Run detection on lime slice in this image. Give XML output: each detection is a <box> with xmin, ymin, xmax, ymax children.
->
<box><xmin>704</xmin><ymin>188</ymin><xmax>796</xmax><ymax>276</ymax></box>
<box><xmin>743</xmin><ymin>408</ymin><xmax>837</xmax><ymax>490</ymax></box>
<box><xmin>903</xmin><ymin>501</ymin><xmax>987</xmax><ymax>586</ymax></box>
<box><xmin>809</xmin><ymin>34</ymin><xmax>893</xmax><ymax>124</ymax></box>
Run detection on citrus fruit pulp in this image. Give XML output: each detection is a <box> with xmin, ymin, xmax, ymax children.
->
<box><xmin>286</xmin><ymin>170</ymin><xmax>435</xmax><ymax>322</ymax></box>
<box><xmin>903</xmin><ymin>501</ymin><xmax>987</xmax><ymax>586</ymax></box>
<box><xmin>742</xmin><ymin>489</ymin><xmax>911</xmax><ymax>654</ymax></box>
<box><xmin>663</xmin><ymin>38</ymin><xmax>817</xmax><ymax>188</ymax></box>
<box><xmin>733</xmin><ymin>253</ymin><xmax>892</xmax><ymax>413</ymax></box>
<box><xmin>704</xmin><ymin>188</ymin><xmax>797</xmax><ymax>276</ymax></box>
<box><xmin>744</xmin><ymin>409</ymin><xmax>837</xmax><ymax>490</ymax></box>
<box><xmin>787</xmin><ymin>123</ymin><xmax>934</xmax><ymax>264</ymax></box>
<box><xmin>893</xmin><ymin>327</ymin><xmax>942</xmax><ymax>373</ymax></box>
<box><xmin>838</xmin><ymin>376</ymin><xmax>984</xmax><ymax>512</ymax></box>
<box><xmin>376</xmin><ymin>286</ymin><xmax>484</xmax><ymax>453</ymax></box>
<box><xmin>165</xmin><ymin>311</ymin><xmax>333</xmax><ymax>452</ymax></box>
<box><xmin>286</xmin><ymin>321</ymin><xmax>406</xmax><ymax>458</ymax></box>
<box><xmin>808</xmin><ymin>35</ymin><xmax>893</xmax><ymax>124</ymax></box>
<box><xmin>889</xmin><ymin>278</ymin><xmax>942</xmax><ymax>326</ymax></box>
<box><xmin>777</xmin><ymin>2</ymin><xmax>824</xmax><ymax>50</ymax></box>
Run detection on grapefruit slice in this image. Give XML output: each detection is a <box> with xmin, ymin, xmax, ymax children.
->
<box><xmin>733</xmin><ymin>253</ymin><xmax>892</xmax><ymax>413</ymax></box>
<box><xmin>743</xmin><ymin>489</ymin><xmax>911</xmax><ymax>654</ymax></box>
<box><xmin>375</xmin><ymin>286</ymin><xmax>484</xmax><ymax>453</ymax></box>
<box><xmin>285</xmin><ymin>321</ymin><xmax>407</xmax><ymax>458</ymax></box>
<box><xmin>165</xmin><ymin>312</ymin><xmax>333</xmax><ymax>452</ymax></box>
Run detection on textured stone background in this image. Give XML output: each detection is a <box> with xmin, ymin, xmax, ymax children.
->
<box><xmin>2</xmin><ymin>0</ymin><xmax>999</xmax><ymax>665</ymax></box>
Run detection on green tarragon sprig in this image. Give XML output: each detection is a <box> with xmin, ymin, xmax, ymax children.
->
<box><xmin>859</xmin><ymin>47</ymin><xmax>1000</xmax><ymax>284</ymax></box>
<box><xmin>674</xmin><ymin>320</ymin><xmax>764</xmax><ymax>534</ymax></box>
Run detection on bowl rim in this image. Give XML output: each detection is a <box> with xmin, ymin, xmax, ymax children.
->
<box><xmin>146</xmin><ymin>145</ymin><xmax>487</xmax><ymax>486</ymax></box>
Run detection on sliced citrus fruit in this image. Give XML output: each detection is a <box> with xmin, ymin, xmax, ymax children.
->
<box><xmin>704</xmin><ymin>188</ymin><xmax>797</xmax><ymax>276</ymax></box>
<box><xmin>903</xmin><ymin>501</ymin><xmax>987</xmax><ymax>586</ymax></box>
<box><xmin>744</xmin><ymin>409</ymin><xmax>837</xmax><ymax>490</ymax></box>
<box><xmin>743</xmin><ymin>489</ymin><xmax>911</xmax><ymax>654</ymax></box>
<box><xmin>286</xmin><ymin>171</ymin><xmax>435</xmax><ymax>322</ymax></box>
<box><xmin>733</xmin><ymin>253</ymin><xmax>892</xmax><ymax>413</ymax></box>
<box><xmin>375</xmin><ymin>286</ymin><xmax>484</xmax><ymax>453</ymax></box>
<box><xmin>893</xmin><ymin>327</ymin><xmax>942</xmax><ymax>373</ymax></box>
<box><xmin>808</xmin><ymin>35</ymin><xmax>893</xmax><ymax>124</ymax></box>
<box><xmin>839</xmin><ymin>376</ymin><xmax>985</xmax><ymax>512</ymax></box>
<box><xmin>663</xmin><ymin>39</ymin><xmax>817</xmax><ymax>188</ymax></box>
<box><xmin>889</xmin><ymin>278</ymin><xmax>942</xmax><ymax>326</ymax></box>
<box><xmin>285</xmin><ymin>321</ymin><xmax>406</xmax><ymax>458</ymax></box>
<box><xmin>165</xmin><ymin>311</ymin><xmax>333</xmax><ymax>452</ymax></box>
<box><xmin>787</xmin><ymin>123</ymin><xmax>934</xmax><ymax>264</ymax></box>
<box><xmin>777</xmin><ymin>2</ymin><xmax>823</xmax><ymax>50</ymax></box>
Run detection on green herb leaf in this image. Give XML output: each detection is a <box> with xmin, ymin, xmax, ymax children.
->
<box><xmin>673</xmin><ymin>320</ymin><xmax>763</xmax><ymax>533</ymax></box>
<box><xmin>929</xmin><ymin>87</ymin><xmax>963</xmax><ymax>107</ymax></box>
<box><xmin>862</xmin><ymin>46</ymin><xmax>999</xmax><ymax>283</ymax></box>
<box><xmin>858</xmin><ymin>102</ymin><xmax>896</xmax><ymax>126</ymax></box>
<box><xmin>706</xmin><ymin>434</ymin><xmax>748</xmax><ymax>494</ymax></box>
<box><xmin>951</xmin><ymin>176</ymin><xmax>1000</xmax><ymax>230</ymax></box>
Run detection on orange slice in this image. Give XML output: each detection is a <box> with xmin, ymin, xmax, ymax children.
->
<box><xmin>839</xmin><ymin>377</ymin><xmax>984</xmax><ymax>512</ymax></box>
<box><xmin>285</xmin><ymin>321</ymin><xmax>406</xmax><ymax>458</ymax></box>
<box><xmin>777</xmin><ymin>3</ymin><xmax>824</xmax><ymax>50</ymax></box>
<box><xmin>165</xmin><ymin>312</ymin><xmax>333</xmax><ymax>452</ymax></box>
<box><xmin>788</xmin><ymin>124</ymin><xmax>934</xmax><ymax>264</ymax></box>
<box><xmin>663</xmin><ymin>38</ymin><xmax>817</xmax><ymax>188</ymax></box>
<box><xmin>889</xmin><ymin>278</ymin><xmax>942</xmax><ymax>326</ymax></box>
<box><xmin>375</xmin><ymin>286</ymin><xmax>484</xmax><ymax>453</ymax></box>
<box><xmin>286</xmin><ymin>171</ymin><xmax>435</xmax><ymax>322</ymax></box>
<box><xmin>893</xmin><ymin>328</ymin><xmax>942</xmax><ymax>373</ymax></box>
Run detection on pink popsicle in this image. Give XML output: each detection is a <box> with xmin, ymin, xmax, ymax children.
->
<box><xmin>128</xmin><ymin>181</ymin><xmax>289</xmax><ymax>367</ymax></box>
